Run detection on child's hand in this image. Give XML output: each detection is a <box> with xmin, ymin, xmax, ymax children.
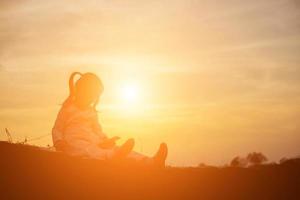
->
<box><xmin>99</xmin><ymin>136</ymin><xmax>120</xmax><ymax>149</ymax></box>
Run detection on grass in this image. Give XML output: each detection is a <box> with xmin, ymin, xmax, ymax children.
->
<box><xmin>0</xmin><ymin>141</ymin><xmax>300</xmax><ymax>199</ymax></box>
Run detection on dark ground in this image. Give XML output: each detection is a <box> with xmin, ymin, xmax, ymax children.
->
<box><xmin>0</xmin><ymin>141</ymin><xmax>299</xmax><ymax>200</ymax></box>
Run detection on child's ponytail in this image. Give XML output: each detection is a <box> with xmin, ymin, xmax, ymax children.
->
<box><xmin>62</xmin><ymin>72</ymin><xmax>82</xmax><ymax>107</ymax></box>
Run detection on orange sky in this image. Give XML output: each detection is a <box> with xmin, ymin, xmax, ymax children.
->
<box><xmin>0</xmin><ymin>0</ymin><xmax>300</xmax><ymax>166</ymax></box>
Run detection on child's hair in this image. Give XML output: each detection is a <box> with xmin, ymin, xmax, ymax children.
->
<box><xmin>63</xmin><ymin>72</ymin><xmax>104</xmax><ymax>109</ymax></box>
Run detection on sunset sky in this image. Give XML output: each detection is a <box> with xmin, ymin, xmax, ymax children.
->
<box><xmin>0</xmin><ymin>0</ymin><xmax>300</xmax><ymax>166</ymax></box>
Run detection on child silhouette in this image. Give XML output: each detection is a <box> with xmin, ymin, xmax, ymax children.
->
<box><xmin>52</xmin><ymin>72</ymin><xmax>168</xmax><ymax>166</ymax></box>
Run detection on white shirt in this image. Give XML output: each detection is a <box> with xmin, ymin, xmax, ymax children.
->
<box><xmin>52</xmin><ymin>103</ymin><xmax>107</xmax><ymax>156</ymax></box>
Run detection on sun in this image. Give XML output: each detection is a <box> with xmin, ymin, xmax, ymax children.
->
<box><xmin>120</xmin><ymin>83</ymin><xmax>140</xmax><ymax>104</ymax></box>
<box><xmin>115</xmin><ymin>80</ymin><xmax>148</xmax><ymax>113</ymax></box>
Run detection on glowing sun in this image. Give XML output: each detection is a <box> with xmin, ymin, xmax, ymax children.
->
<box><xmin>120</xmin><ymin>83</ymin><xmax>141</xmax><ymax>104</ymax></box>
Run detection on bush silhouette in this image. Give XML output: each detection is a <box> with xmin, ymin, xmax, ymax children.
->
<box><xmin>246</xmin><ymin>152</ymin><xmax>268</xmax><ymax>166</ymax></box>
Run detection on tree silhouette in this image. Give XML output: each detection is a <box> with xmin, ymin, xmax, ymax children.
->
<box><xmin>230</xmin><ymin>156</ymin><xmax>247</xmax><ymax>167</ymax></box>
<box><xmin>246</xmin><ymin>152</ymin><xmax>268</xmax><ymax>166</ymax></box>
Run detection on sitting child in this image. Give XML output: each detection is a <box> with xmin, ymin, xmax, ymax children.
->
<box><xmin>52</xmin><ymin>72</ymin><xmax>168</xmax><ymax>167</ymax></box>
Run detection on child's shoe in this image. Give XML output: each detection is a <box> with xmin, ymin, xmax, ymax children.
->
<box><xmin>152</xmin><ymin>143</ymin><xmax>168</xmax><ymax>167</ymax></box>
<box><xmin>114</xmin><ymin>138</ymin><xmax>134</xmax><ymax>159</ymax></box>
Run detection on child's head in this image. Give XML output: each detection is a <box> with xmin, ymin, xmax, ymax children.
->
<box><xmin>64</xmin><ymin>72</ymin><xmax>104</xmax><ymax>109</ymax></box>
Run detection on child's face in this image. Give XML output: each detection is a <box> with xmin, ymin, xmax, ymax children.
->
<box><xmin>73</xmin><ymin>74</ymin><xmax>103</xmax><ymax>108</ymax></box>
<box><xmin>75</xmin><ymin>83</ymin><xmax>102</xmax><ymax>108</ymax></box>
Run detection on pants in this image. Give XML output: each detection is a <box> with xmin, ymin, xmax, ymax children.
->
<box><xmin>64</xmin><ymin>139</ymin><xmax>148</xmax><ymax>161</ymax></box>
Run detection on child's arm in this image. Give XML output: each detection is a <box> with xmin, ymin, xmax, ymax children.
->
<box><xmin>93</xmin><ymin>111</ymin><xmax>120</xmax><ymax>148</ymax></box>
<box><xmin>92</xmin><ymin>111</ymin><xmax>109</xmax><ymax>140</ymax></box>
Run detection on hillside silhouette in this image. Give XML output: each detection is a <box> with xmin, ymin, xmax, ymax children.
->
<box><xmin>0</xmin><ymin>141</ymin><xmax>300</xmax><ymax>200</ymax></box>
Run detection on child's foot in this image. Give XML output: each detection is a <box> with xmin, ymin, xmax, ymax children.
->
<box><xmin>152</xmin><ymin>143</ymin><xmax>168</xmax><ymax>167</ymax></box>
<box><xmin>114</xmin><ymin>138</ymin><xmax>134</xmax><ymax>159</ymax></box>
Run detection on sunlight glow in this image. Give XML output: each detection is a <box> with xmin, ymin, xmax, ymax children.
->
<box><xmin>120</xmin><ymin>83</ymin><xmax>140</xmax><ymax>104</ymax></box>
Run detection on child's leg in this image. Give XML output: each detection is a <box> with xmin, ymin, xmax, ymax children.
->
<box><xmin>127</xmin><ymin>143</ymin><xmax>168</xmax><ymax>166</ymax></box>
<box><xmin>87</xmin><ymin>138</ymin><xmax>135</xmax><ymax>160</ymax></box>
<box><xmin>86</xmin><ymin>145</ymin><xmax>115</xmax><ymax>159</ymax></box>
<box><xmin>127</xmin><ymin>151</ymin><xmax>149</xmax><ymax>161</ymax></box>
<box><xmin>92</xmin><ymin>148</ymin><xmax>150</xmax><ymax>162</ymax></box>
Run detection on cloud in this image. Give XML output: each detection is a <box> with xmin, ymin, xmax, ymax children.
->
<box><xmin>0</xmin><ymin>0</ymin><xmax>299</xmax><ymax>103</ymax></box>
<box><xmin>0</xmin><ymin>0</ymin><xmax>299</xmax><ymax>72</ymax></box>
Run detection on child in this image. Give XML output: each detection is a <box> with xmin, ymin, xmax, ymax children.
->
<box><xmin>52</xmin><ymin>72</ymin><xmax>168</xmax><ymax>167</ymax></box>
